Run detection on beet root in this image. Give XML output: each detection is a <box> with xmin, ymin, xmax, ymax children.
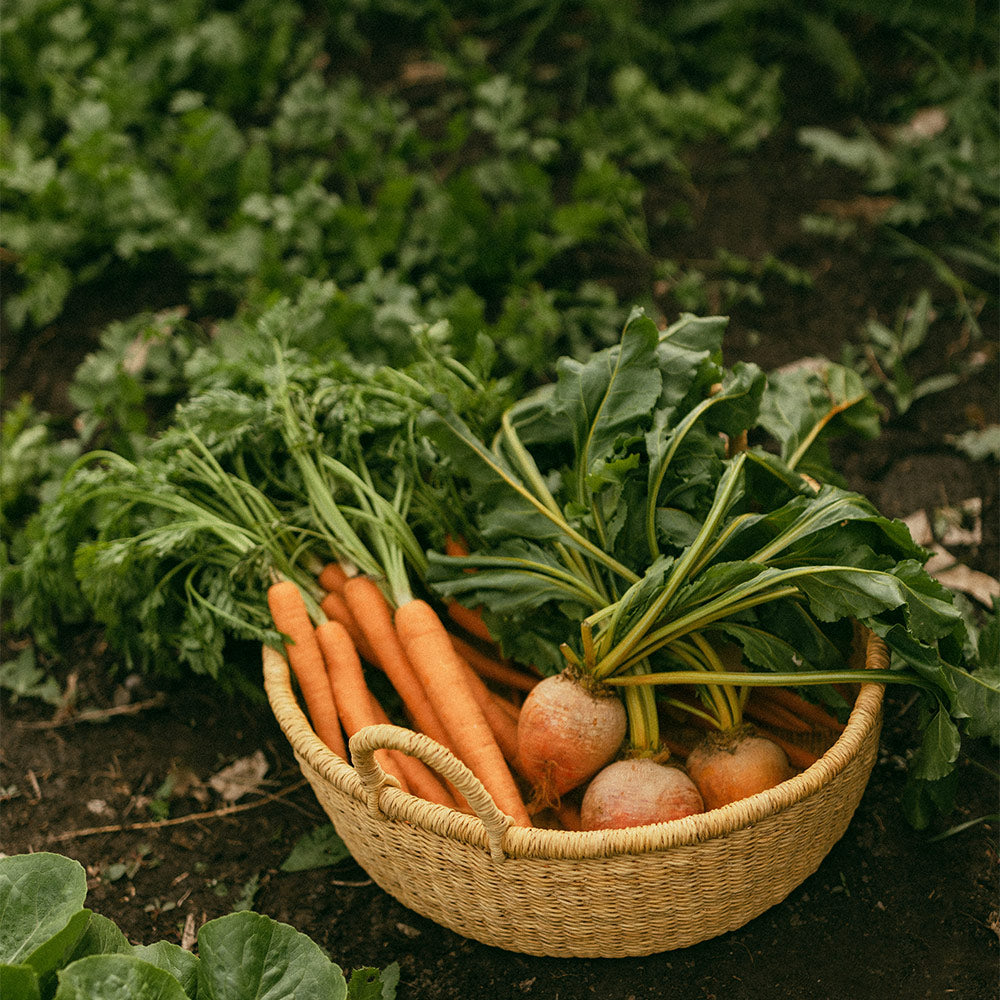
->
<box><xmin>516</xmin><ymin>672</ymin><xmax>627</xmax><ymax>805</ymax></box>
<box><xmin>685</xmin><ymin>729</ymin><xmax>792</xmax><ymax>811</ymax></box>
<box><xmin>580</xmin><ymin>757</ymin><xmax>705</xmax><ymax>830</ymax></box>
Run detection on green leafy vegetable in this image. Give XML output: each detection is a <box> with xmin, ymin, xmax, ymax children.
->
<box><xmin>424</xmin><ymin>308</ymin><xmax>988</xmax><ymax>801</ymax></box>
<box><xmin>197</xmin><ymin>911</ymin><xmax>347</xmax><ymax>1000</ymax></box>
<box><xmin>0</xmin><ymin>853</ymin><xmax>398</xmax><ymax>1000</ymax></box>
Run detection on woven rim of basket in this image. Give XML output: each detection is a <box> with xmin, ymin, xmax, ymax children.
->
<box><xmin>264</xmin><ymin>632</ymin><xmax>886</xmax><ymax>862</ymax></box>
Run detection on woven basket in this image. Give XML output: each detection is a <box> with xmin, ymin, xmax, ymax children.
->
<box><xmin>264</xmin><ymin>631</ymin><xmax>886</xmax><ymax>958</ymax></box>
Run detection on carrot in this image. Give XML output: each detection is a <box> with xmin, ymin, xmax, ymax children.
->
<box><xmin>441</xmin><ymin>535</ymin><xmax>502</xmax><ymax>645</ymax></box>
<box><xmin>444</xmin><ymin>535</ymin><xmax>470</xmax><ymax>558</ymax></box>
<box><xmin>317</xmin><ymin>561</ymin><xmax>351</xmax><ymax>594</ymax></box>
<box><xmin>341</xmin><ymin>576</ymin><xmax>454</xmax><ymax>753</ymax></box>
<box><xmin>267</xmin><ymin>580</ymin><xmax>347</xmax><ymax>759</ymax></box>
<box><xmin>757</xmin><ymin>686</ymin><xmax>846</xmax><ymax>732</ymax></box>
<box><xmin>490</xmin><ymin>689</ymin><xmax>523</xmax><ymax>725</ymax></box>
<box><xmin>554</xmin><ymin>799</ymin><xmax>582</xmax><ymax>832</ymax></box>
<box><xmin>395</xmin><ymin>598</ymin><xmax>533</xmax><ymax>827</ymax></box>
<box><xmin>449</xmin><ymin>633</ymin><xmax>539</xmax><ymax>693</ymax></box>
<box><xmin>320</xmin><ymin>589</ymin><xmax>376</xmax><ymax>663</ymax></box>
<box><xmin>459</xmin><ymin>661</ymin><xmax>524</xmax><ymax>773</ymax></box>
<box><xmin>445</xmin><ymin>599</ymin><xmax>494</xmax><ymax>643</ymax></box>
<box><xmin>660</xmin><ymin>735</ymin><xmax>696</xmax><ymax>760</ymax></box>
<box><xmin>743</xmin><ymin>693</ymin><xmax>812</xmax><ymax>734</ymax></box>
<box><xmin>315</xmin><ymin>619</ymin><xmax>412</xmax><ymax>793</ymax></box>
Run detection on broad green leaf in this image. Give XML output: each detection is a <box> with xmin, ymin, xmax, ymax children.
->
<box><xmin>758</xmin><ymin>361</ymin><xmax>880</xmax><ymax>481</ymax></box>
<box><xmin>418</xmin><ymin>406</ymin><xmax>556</xmax><ymax>543</ymax></box>
<box><xmin>132</xmin><ymin>942</ymin><xmax>199</xmax><ymax>997</ymax></box>
<box><xmin>723</xmin><ymin>485</ymin><xmax>927</xmax><ymax>566</ymax></box>
<box><xmin>709</xmin><ymin>621</ymin><xmax>807</xmax><ymax>674</ymax></box>
<box><xmin>949</xmin><ymin>658</ymin><xmax>1000</xmax><ymax>742</ymax></box>
<box><xmin>0</xmin><ymin>962</ymin><xmax>41</xmax><ymax>1000</ymax></box>
<box><xmin>655</xmin><ymin>313</ymin><xmax>727</xmax><ymax>417</ymax></box>
<box><xmin>196</xmin><ymin>911</ymin><xmax>347</xmax><ymax>1000</ymax></box>
<box><xmin>428</xmin><ymin>553</ymin><xmax>599</xmax><ymax>615</ymax></box>
<box><xmin>53</xmin><ymin>954</ymin><xmax>189</xmax><ymax>1000</ymax></box>
<box><xmin>346</xmin><ymin>962</ymin><xmax>400</xmax><ymax>1000</ymax></box>
<box><xmin>0</xmin><ymin>853</ymin><xmax>88</xmax><ymax>972</ymax></box>
<box><xmin>754</xmin><ymin>599</ymin><xmax>852</xmax><ymax>670</ymax></box>
<box><xmin>280</xmin><ymin>825</ymin><xmax>352</xmax><ymax>872</ymax></box>
<box><xmin>910</xmin><ymin>706</ymin><xmax>961</xmax><ymax>780</ymax></box>
<box><xmin>794</xmin><ymin>562</ymin><xmax>963</xmax><ymax>643</ymax></box>
<box><xmin>67</xmin><ymin>913</ymin><xmax>131</xmax><ymax>962</ymax></box>
<box><xmin>645</xmin><ymin>364</ymin><xmax>763</xmax><ymax>556</ymax></box>
<box><xmin>514</xmin><ymin>309</ymin><xmax>661</xmax><ymax>503</ymax></box>
<box><xmin>901</xmin><ymin>771</ymin><xmax>960</xmax><ymax>830</ymax></box>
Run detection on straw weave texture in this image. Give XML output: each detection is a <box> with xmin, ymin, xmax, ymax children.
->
<box><xmin>264</xmin><ymin>633</ymin><xmax>885</xmax><ymax>957</ymax></box>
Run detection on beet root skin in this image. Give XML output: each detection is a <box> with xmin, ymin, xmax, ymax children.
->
<box><xmin>580</xmin><ymin>758</ymin><xmax>705</xmax><ymax>831</ymax></box>
<box><xmin>516</xmin><ymin>673</ymin><xmax>627</xmax><ymax>802</ymax></box>
<box><xmin>686</xmin><ymin>730</ymin><xmax>792</xmax><ymax>811</ymax></box>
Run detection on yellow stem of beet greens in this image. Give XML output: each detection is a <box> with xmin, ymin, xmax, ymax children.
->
<box><xmin>664</xmin><ymin>639</ymin><xmax>735</xmax><ymax>730</ymax></box>
<box><xmin>690</xmin><ymin>631</ymin><xmax>743</xmax><ymax>729</ymax></box>
<box><xmin>498</xmin><ymin>411</ymin><xmax>616</xmax><ymax>601</ymax></box>
<box><xmin>454</xmin><ymin>411</ymin><xmax>638</xmax><ymax>587</ymax></box>
<box><xmin>786</xmin><ymin>394</ymin><xmax>869</xmax><ymax>471</ymax></box>
<box><xmin>605</xmin><ymin>668</ymin><xmax>941</xmax><ymax>696</ymax></box>
<box><xmin>601</xmin><ymin>584</ymin><xmax>803</xmax><ymax>677</ymax></box>
<box><xmin>645</xmin><ymin>393</ymin><xmax>730</xmax><ymax>560</ymax></box>
<box><xmin>660</xmin><ymin>695</ymin><xmax>724</xmax><ymax>731</ymax></box>
<box><xmin>622</xmin><ymin>660</ymin><xmax>660</xmax><ymax>752</ymax></box>
<box><xmin>595</xmin><ymin>454</ymin><xmax>747</xmax><ymax>679</ymax></box>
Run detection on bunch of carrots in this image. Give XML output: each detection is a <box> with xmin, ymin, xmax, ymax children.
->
<box><xmin>267</xmin><ymin>557</ymin><xmax>541</xmax><ymax>829</ymax></box>
<box><xmin>268</xmin><ymin>556</ymin><xmax>850</xmax><ymax>833</ymax></box>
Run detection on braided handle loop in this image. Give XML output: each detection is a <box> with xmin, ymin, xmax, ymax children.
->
<box><xmin>349</xmin><ymin>724</ymin><xmax>513</xmax><ymax>861</ymax></box>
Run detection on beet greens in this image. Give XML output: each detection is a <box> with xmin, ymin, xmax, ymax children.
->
<box><xmin>422</xmin><ymin>309</ymin><xmax>995</xmax><ymax>822</ymax></box>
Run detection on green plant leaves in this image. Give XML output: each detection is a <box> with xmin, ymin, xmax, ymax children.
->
<box><xmin>280</xmin><ymin>825</ymin><xmax>353</xmax><ymax>872</ymax></box>
<box><xmin>131</xmin><ymin>943</ymin><xmax>199</xmax><ymax>996</ymax></box>
<box><xmin>53</xmin><ymin>954</ymin><xmax>190</xmax><ymax>1000</ymax></box>
<box><xmin>197</xmin><ymin>911</ymin><xmax>347</xmax><ymax>1000</ymax></box>
<box><xmin>756</xmin><ymin>360</ymin><xmax>880</xmax><ymax>483</ymax></box>
<box><xmin>0</xmin><ymin>853</ymin><xmax>396</xmax><ymax>1000</ymax></box>
<box><xmin>0</xmin><ymin>852</ymin><xmax>89</xmax><ymax>974</ymax></box>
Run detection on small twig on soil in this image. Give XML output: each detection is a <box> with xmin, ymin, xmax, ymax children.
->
<box><xmin>18</xmin><ymin>694</ymin><xmax>168</xmax><ymax>729</ymax></box>
<box><xmin>180</xmin><ymin>912</ymin><xmax>198</xmax><ymax>951</ymax></box>
<box><xmin>45</xmin><ymin>778</ymin><xmax>309</xmax><ymax>843</ymax></box>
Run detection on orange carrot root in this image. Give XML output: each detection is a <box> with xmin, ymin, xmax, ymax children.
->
<box><xmin>553</xmin><ymin>799</ymin><xmax>582</xmax><ymax>831</ymax></box>
<box><xmin>449</xmin><ymin>633</ymin><xmax>539</xmax><ymax>693</ymax></box>
<box><xmin>758</xmin><ymin>729</ymin><xmax>821</xmax><ymax>771</ymax></box>
<box><xmin>743</xmin><ymin>694</ymin><xmax>812</xmax><ymax>734</ymax></box>
<box><xmin>317</xmin><ymin>562</ymin><xmax>351</xmax><ymax>594</ymax></box>
<box><xmin>445</xmin><ymin>599</ymin><xmax>494</xmax><ymax>644</ymax></box>
<box><xmin>367</xmin><ymin>700</ymin><xmax>459</xmax><ymax>810</ymax></box>
<box><xmin>395</xmin><ymin>599</ymin><xmax>533</xmax><ymax>827</ymax></box>
<box><xmin>320</xmin><ymin>590</ymin><xmax>376</xmax><ymax>663</ymax></box>
<box><xmin>757</xmin><ymin>686</ymin><xmax>846</xmax><ymax>732</ymax></box>
<box><xmin>267</xmin><ymin>580</ymin><xmax>347</xmax><ymax>759</ymax></box>
<box><xmin>342</xmin><ymin>576</ymin><xmax>455</xmax><ymax>754</ymax></box>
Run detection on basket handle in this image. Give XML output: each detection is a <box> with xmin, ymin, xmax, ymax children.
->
<box><xmin>349</xmin><ymin>724</ymin><xmax>513</xmax><ymax>862</ymax></box>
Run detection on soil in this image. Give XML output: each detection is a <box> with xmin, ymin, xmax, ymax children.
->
<box><xmin>3</xmin><ymin>100</ymin><xmax>998</xmax><ymax>1000</ymax></box>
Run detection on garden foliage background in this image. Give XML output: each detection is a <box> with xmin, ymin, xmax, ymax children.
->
<box><xmin>2</xmin><ymin>2</ymin><xmax>998</xmax><ymax>998</ymax></box>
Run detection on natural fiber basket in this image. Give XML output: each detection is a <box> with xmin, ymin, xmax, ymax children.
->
<box><xmin>264</xmin><ymin>631</ymin><xmax>886</xmax><ymax>958</ymax></box>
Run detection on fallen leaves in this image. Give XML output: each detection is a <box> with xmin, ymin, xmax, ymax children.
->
<box><xmin>903</xmin><ymin>498</ymin><xmax>999</xmax><ymax>607</ymax></box>
<box><xmin>208</xmin><ymin>751</ymin><xmax>268</xmax><ymax>803</ymax></box>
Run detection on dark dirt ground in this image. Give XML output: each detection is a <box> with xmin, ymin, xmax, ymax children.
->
<box><xmin>3</xmin><ymin>117</ymin><xmax>999</xmax><ymax>997</ymax></box>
